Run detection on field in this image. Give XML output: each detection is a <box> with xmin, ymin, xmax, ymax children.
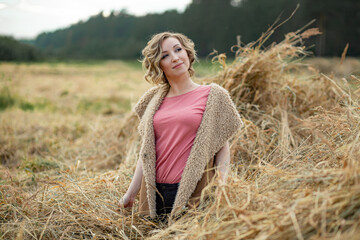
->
<box><xmin>1</xmin><ymin>30</ymin><xmax>360</xmax><ymax>239</ymax></box>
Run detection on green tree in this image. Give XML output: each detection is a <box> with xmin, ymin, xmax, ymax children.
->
<box><xmin>0</xmin><ymin>36</ymin><xmax>42</xmax><ymax>61</ymax></box>
<box><xmin>33</xmin><ymin>0</ymin><xmax>360</xmax><ymax>59</ymax></box>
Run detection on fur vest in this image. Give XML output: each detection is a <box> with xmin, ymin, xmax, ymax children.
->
<box><xmin>133</xmin><ymin>83</ymin><xmax>243</xmax><ymax>217</ymax></box>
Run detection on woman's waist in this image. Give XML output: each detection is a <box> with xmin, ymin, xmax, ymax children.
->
<box><xmin>156</xmin><ymin>182</ymin><xmax>179</xmax><ymax>191</ymax></box>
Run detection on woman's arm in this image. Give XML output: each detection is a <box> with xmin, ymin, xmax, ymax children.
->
<box><xmin>214</xmin><ymin>141</ymin><xmax>231</xmax><ymax>184</ymax></box>
<box><xmin>119</xmin><ymin>159</ymin><xmax>143</xmax><ymax>208</ymax></box>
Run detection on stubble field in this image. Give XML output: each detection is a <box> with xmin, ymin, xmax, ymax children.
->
<box><xmin>1</xmin><ymin>31</ymin><xmax>360</xmax><ymax>239</ymax></box>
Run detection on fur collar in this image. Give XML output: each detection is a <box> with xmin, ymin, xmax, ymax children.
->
<box><xmin>134</xmin><ymin>83</ymin><xmax>242</xmax><ymax>217</ymax></box>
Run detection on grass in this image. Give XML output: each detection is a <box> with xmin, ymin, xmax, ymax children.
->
<box><xmin>0</xmin><ymin>60</ymin><xmax>151</xmax><ymax>115</ymax></box>
<box><xmin>21</xmin><ymin>157</ymin><xmax>59</xmax><ymax>173</ymax></box>
<box><xmin>76</xmin><ymin>96</ymin><xmax>132</xmax><ymax>115</ymax></box>
<box><xmin>193</xmin><ymin>58</ymin><xmax>222</xmax><ymax>78</ymax></box>
<box><xmin>0</xmin><ymin>86</ymin><xmax>57</xmax><ymax>112</ymax></box>
<box><xmin>0</xmin><ymin>86</ymin><xmax>14</xmax><ymax>110</ymax></box>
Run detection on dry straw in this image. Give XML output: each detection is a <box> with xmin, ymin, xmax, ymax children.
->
<box><xmin>1</xmin><ymin>25</ymin><xmax>360</xmax><ymax>239</ymax></box>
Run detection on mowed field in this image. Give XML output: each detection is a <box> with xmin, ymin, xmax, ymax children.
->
<box><xmin>1</xmin><ymin>53</ymin><xmax>360</xmax><ymax>239</ymax></box>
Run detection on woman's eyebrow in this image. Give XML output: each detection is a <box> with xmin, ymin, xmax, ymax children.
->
<box><xmin>162</xmin><ymin>44</ymin><xmax>181</xmax><ymax>53</ymax></box>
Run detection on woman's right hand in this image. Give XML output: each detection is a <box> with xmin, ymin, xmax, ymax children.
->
<box><xmin>118</xmin><ymin>194</ymin><xmax>135</xmax><ymax>208</ymax></box>
<box><xmin>119</xmin><ymin>159</ymin><xmax>143</xmax><ymax>209</ymax></box>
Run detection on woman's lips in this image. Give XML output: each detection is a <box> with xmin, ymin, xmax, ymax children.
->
<box><xmin>173</xmin><ymin>63</ymin><xmax>183</xmax><ymax>69</ymax></box>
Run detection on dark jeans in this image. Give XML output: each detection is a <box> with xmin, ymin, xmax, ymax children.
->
<box><xmin>155</xmin><ymin>182</ymin><xmax>179</xmax><ymax>216</ymax></box>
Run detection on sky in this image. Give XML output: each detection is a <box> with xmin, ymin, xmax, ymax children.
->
<box><xmin>0</xmin><ymin>0</ymin><xmax>192</xmax><ymax>39</ymax></box>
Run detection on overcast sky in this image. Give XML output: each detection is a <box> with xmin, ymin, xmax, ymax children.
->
<box><xmin>0</xmin><ymin>0</ymin><xmax>192</xmax><ymax>39</ymax></box>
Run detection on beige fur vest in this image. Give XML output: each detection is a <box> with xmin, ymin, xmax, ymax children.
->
<box><xmin>133</xmin><ymin>83</ymin><xmax>243</xmax><ymax>217</ymax></box>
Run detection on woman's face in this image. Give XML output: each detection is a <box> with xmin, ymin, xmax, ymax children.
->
<box><xmin>159</xmin><ymin>37</ymin><xmax>190</xmax><ymax>81</ymax></box>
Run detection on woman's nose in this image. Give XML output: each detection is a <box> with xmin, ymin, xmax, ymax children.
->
<box><xmin>172</xmin><ymin>54</ymin><xmax>179</xmax><ymax>62</ymax></box>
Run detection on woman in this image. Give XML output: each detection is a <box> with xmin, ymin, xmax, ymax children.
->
<box><xmin>119</xmin><ymin>32</ymin><xmax>242</xmax><ymax>220</ymax></box>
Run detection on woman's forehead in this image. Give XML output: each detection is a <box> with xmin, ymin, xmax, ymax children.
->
<box><xmin>161</xmin><ymin>37</ymin><xmax>181</xmax><ymax>51</ymax></box>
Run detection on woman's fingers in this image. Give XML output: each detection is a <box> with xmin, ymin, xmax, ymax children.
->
<box><xmin>118</xmin><ymin>198</ymin><xmax>124</xmax><ymax>208</ymax></box>
<box><xmin>118</xmin><ymin>196</ymin><xmax>127</xmax><ymax>208</ymax></box>
<box><xmin>125</xmin><ymin>198</ymin><xmax>134</xmax><ymax>208</ymax></box>
<box><xmin>119</xmin><ymin>195</ymin><xmax>134</xmax><ymax>208</ymax></box>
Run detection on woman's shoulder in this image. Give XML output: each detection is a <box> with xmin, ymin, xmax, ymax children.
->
<box><xmin>207</xmin><ymin>83</ymin><xmax>239</xmax><ymax>112</ymax></box>
<box><xmin>208</xmin><ymin>83</ymin><xmax>231</xmax><ymax>97</ymax></box>
<box><xmin>133</xmin><ymin>84</ymin><xmax>168</xmax><ymax>119</ymax></box>
<box><xmin>142</xmin><ymin>84</ymin><xmax>166</xmax><ymax>96</ymax></box>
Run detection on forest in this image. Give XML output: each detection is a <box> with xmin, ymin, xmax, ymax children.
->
<box><xmin>0</xmin><ymin>36</ymin><xmax>42</xmax><ymax>61</ymax></box>
<box><xmin>1</xmin><ymin>0</ymin><xmax>359</xmax><ymax>61</ymax></box>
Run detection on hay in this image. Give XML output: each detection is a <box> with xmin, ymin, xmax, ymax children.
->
<box><xmin>145</xmin><ymin>27</ymin><xmax>360</xmax><ymax>239</ymax></box>
<box><xmin>1</xmin><ymin>26</ymin><xmax>360</xmax><ymax>239</ymax></box>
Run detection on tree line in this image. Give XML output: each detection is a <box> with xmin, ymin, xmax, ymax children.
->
<box><xmin>1</xmin><ymin>0</ymin><xmax>359</xmax><ymax>61</ymax></box>
<box><xmin>0</xmin><ymin>36</ymin><xmax>42</xmax><ymax>61</ymax></box>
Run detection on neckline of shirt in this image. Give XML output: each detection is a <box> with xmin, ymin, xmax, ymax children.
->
<box><xmin>164</xmin><ymin>85</ymin><xmax>205</xmax><ymax>99</ymax></box>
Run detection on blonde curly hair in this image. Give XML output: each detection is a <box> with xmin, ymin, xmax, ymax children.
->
<box><xmin>141</xmin><ymin>32</ymin><xmax>197</xmax><ymax>85</ymax></box>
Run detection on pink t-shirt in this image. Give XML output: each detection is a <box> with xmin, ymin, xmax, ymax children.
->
<box><xmin>153</xmin><ymin>85</ymin><xmax>211</xmax><ymax>183</ymax></box>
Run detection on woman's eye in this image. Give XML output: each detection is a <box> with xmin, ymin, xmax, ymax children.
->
<box><xmin>175</xmin><ymin>47</ymin><xmax>182</xmax><ymax>52</ymax></box>
<box><xmin>161</xmin><ymin>54</ymin><xmax>168</xmax><ymax>59</ymax></box>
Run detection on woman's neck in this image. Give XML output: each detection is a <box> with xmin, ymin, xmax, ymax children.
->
<box><xmin>166</xmin><ymin>76</ymin><xmax>199</xmax><ymax>97</ymax></box>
